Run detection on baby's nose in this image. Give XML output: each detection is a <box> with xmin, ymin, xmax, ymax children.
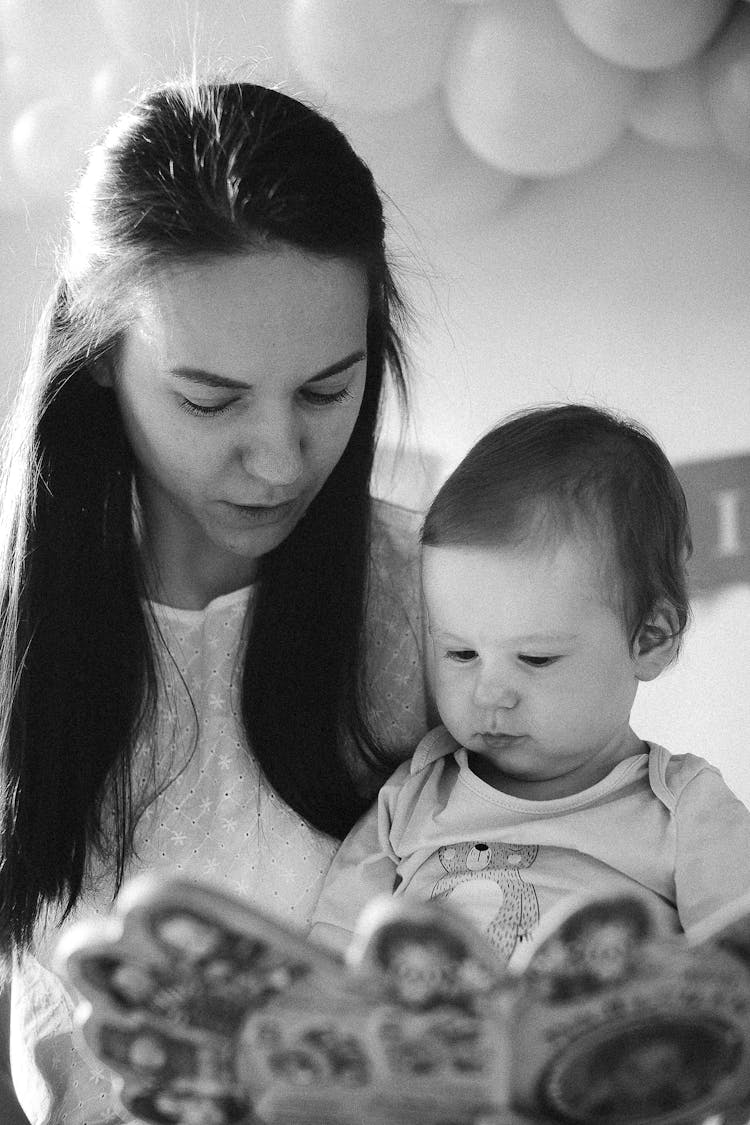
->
<box><xmin>473</xmin><ymin>676</ymin><xmax>519</xmax><ymax>711</ymax></box>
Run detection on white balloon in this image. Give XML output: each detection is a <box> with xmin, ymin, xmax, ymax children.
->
<box><xmin>0</xmin><ymin>0</ymin><xmax>112</xmax><ymax>91</ymax></box>
<box><xmin>1</xmin><ymin>51</ymin><xmax>35</xmax><ymax>114</ymax></box>
<box><xmin>286</xmin><ymin>0</ymin><xmax>456</xmax><ymax>113</ymax></box>
<box><xmin>556</xmin><ymin>0</ymin><xmax>735</xmax><ymax>71</ymax></box>
<box><xmin>2</xmin><ymin>50</ymin><xmax>85</xmax><ymax>109</ymax></box>
<box><xmin>444</xmin><ymin>0</ymin><xmax>639</xmax><ymax>177</ymax></box>
<box><xmin>89</xmin><ymin>60</ymin><xmax>135</xmax><ymax>135</ymax></box>
<box><xmin>10</xmin><ymin>96</ymin><xmax>89</xmax><ymax>200</ymax></box>
<box><xmin>705</xmin><ymin>4</ymin><xmax>750</xmax><ymax>160</ymax></box>
<box><xmin>0</xmin><ymin>63</ymin><xmax>24</xmax><ymax>211</ymax></box>
<box><xmin>1</xmin><ymin>49</ymin><xmax>132</xmax><ymax>200</ymax></box>
<box><xmin>338</xmin><ymin>99</ymin><xmax>452</xmax><ymax>199</ymax></box>
<box><xmin>337</xmin><ymin>97</ymin><xmax>515</xmax><ymax>234</ymax></box>
<box><xmin>417</xmin><ymin>145</ymin><xmax>518</xmax><ymax>233</ymax></box>
<box><xmin>95</xmin><ymin>0</ymin><xmax>295</xmax><ymax>86</ymax></box>
<box><xmin>630</xmin><ymin>62</ymin><xmax>718</xmax><ymax>150</ymax></box>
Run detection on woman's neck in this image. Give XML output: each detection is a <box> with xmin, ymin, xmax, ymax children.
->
<box><xmin>147</xmin><ymin>566</ymin><xmax>256</xmax><ymax>610</ymax></box>
<box><xmin>136</xmin><ymin>507</ymin><xmax>259</xmax><ymax>610</ymax></box>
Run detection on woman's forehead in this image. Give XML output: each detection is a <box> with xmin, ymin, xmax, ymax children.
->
<box><xmin>124</xmin><ymin>249</ymin><xmax>369</xmax><ymax>380</ymax></box>
<box><xmin>139</xmin><ymin>248</ymin><xmax>367</xmax><ymax>316</ymax></box>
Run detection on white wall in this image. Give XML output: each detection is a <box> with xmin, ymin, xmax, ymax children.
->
<box><xmin>380</xmin><ymin>132</ymin><xmax>750</xmax><ymax>470</ymax></box>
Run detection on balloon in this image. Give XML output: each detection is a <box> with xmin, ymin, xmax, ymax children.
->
<box><xmin>444</xmin><ymin>0</ymin><xmax>639</xmax><ymax>177</ymax></box>
<box><xmin>555</xmin><ymin>0</ymin><xmax>735</xmax><ymax>71</ymax></box>
<box><xmin>95</xmin><ymin>0</ymin><xmax>295</xmax><ymax>86</ymax></box>
<box><xmin>286</xmin><ymin>0</ymin><xmax>456</xmax><ymax>113</ymax></box>
<box><xmin>0</xmin><ymin>75</ymin><xmax>23</xmax><ymax>212</ymax></box>
<box><xmin>10</xmin><ymin>97</ymin><xmax>89</xmax><ymax>200</ymax></box>
<box><xmin>0</xmin><ymin>0</ymin><xmax>113</xmax><ymax>94</ymax></box>
<box><xmin>417</xmin><ymin>146</ymin><xmax>518</xmax><ymax>233</ymax></box>
<box><xmin>1</xmin><ymin>51</ymin><xmax>35</xmax><ymax>116</ymax></box>
<box><xmin>3</xmin><ymin>56</ymin><xmax>134</xmax><ymax>206</ymax></box>
<box><xmin>337</xmin><ymin>97</ymin><xmax>516</xmax><ymax>235</ymax></box>
<box><xmin>705</xmin><ymin>4</ymin><xmax>750</xmax><ymax>161</ymax></box>
<box><xmin>89</xmin><ymin>59</ymin><xmax>136</xmax><ymax>135</ymax></box>
<box><xmin>0</xmin><ymin>53</ymin><xmax>40</xmax><ymax>209</ymax></box>
<box><xmin>630</xmin><ymin>62</ymin><xmax>718</xmax><ymax>150</ymax></box>
<box><xmin>338</xmin><ymin>98</ymin><xmax>454</xmax><ymax>202</ymax></box>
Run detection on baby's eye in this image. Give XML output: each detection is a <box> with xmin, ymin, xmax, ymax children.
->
<box><xmin>519</xmin><ymin>655</ymin><xmax>559</xmax><ymax>668</ymax></box>
<box><xmin>445</xmin><ymin>649</ymin><xmax>477</xmax><ymax>663</ymax></box>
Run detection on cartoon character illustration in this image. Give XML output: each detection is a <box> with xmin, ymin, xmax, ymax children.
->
<box><xmin>431</xmin><ymin>841</ymin><xmax>540</xmax><ymax>962</ymax></box>
<box><xmin>369</xmin><ymin>923</ymin><xmax>468</xmax><ymax>1011</ymax></box>
<box><xmin>362</xmin><ymin>912</ymin><xmax>493</xmax><ymax>1082</ymax></box>
<box><xmin>522</xmin><ymin>896</ymin><xmax>654</xmax><ymax>1004</ymax></box>
<box><xmin>251</xmin><ymin>1020</ymin><xmax>370</xmax><ymax>1088</ymax></box>
<box><xmin>57</xmin><ymin>876</ymin><xmax>750</xmax><ymax>1125</ymax></box>
<box><xmin>79</xmin><ymin>915</ymin><xmax>307</xmax><ymax>1036</ymax></box>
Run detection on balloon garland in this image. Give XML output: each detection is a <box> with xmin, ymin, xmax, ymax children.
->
<box><xmin>0</xmin><ymin>0</ymin><xmax>748</xmax><ymax>208</ymax></box>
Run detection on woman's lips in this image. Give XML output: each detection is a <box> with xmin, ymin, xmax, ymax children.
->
<box><xmin>222</xmin><ymin>499</ymin><xmax>298</xmax><ymax>523</ymax></box>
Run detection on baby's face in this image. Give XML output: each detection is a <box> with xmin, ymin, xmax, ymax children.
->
<box><xmin>422</xmin><ymin>539</ymin><xmax>648</xmax><ymax>799</ymax></box>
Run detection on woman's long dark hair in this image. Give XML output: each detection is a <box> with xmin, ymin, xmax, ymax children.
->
<box><xmin>0</xmin><ymin>81</ymin><xmax>408</xmax><ymax>953</ymax></box>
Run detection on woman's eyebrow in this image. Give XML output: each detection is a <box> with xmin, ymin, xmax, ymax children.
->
<box><xmin>170</xmin><ymin>349</ymin><xmax>367</xmax><ymax>390</ymax></box>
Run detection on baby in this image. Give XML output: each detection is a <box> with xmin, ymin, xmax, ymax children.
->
<box><xmin>312</xmin><ymin>404</ymin><xmax>750</xmax><ymax>965</ymax></box>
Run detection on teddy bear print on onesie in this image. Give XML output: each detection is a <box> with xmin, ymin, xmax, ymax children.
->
<box><xmin>431</xmin><ymin>842</ymin><xmax>540</xmax><ymax>963</ymax></box>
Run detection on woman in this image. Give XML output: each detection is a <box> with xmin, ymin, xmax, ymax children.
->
<box><xmin>0</xmin><ymin>79</ymin><xmax>430</xmax><ymax>1124</ymax></box>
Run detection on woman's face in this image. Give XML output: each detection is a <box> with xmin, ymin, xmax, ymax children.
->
<box><xmin>108</xmin><ymin>247</ymin><xmax>369</xmax><ymax>608</ymax></box>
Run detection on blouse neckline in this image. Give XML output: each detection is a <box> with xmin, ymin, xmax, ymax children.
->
<box><xmin>149</xmin><ymin>583</ymin><xmax>255</xmax><ymax>624</ymax></box>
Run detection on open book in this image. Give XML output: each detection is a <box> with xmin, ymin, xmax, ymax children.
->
<box><xmin>57</xmin><ymin>875</ymin><xmax>750</xmax><ymax>1125</ymax></box>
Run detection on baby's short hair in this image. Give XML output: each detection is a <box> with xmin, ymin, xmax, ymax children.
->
<box><xmin>421</xmin><ymin>404</ymin><xmax>692</xmax><ymax>654</ymax></box>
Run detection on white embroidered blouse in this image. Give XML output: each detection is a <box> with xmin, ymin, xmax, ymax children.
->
<box><xmin>10</xmin><ymin>500</ymin><xmax>428</xmax><ymax>1125</ymax></box>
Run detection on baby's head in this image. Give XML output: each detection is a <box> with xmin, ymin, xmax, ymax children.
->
<box><xmin>420</xmin><ymin>404</ymin><xmax>692</xmax><ymax>798</ymax></box>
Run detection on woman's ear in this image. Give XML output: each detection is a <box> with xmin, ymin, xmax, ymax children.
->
<box><xmin>633</xmin><ymin>606</ymin><xmax>681</xmax><ymax>682</ymax></box>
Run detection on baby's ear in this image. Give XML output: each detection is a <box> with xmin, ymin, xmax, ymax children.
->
<box><xmin>633</xmin><ymin>605</ymin><xmax>680</xmax><ymax>682</ymax></box>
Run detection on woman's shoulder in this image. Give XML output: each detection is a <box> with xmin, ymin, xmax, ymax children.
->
<box><xmin>370</xmin><ymin>496</ymin><xmax>424</xmax><ymax>569</ymax></box>
<box><xmin>360</xmin><ymin>498</ymin><xmax>429</xmax><ymax>769</ymax></box>
<box><xmin>368</xmin><ymin>497</ymin><xmax>425</xmax><ymax>623</ymax></box>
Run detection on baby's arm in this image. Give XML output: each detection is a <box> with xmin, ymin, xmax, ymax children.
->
<box><xmin>673</xmin><ymin>765</ymin><xmax>750</xmax><ymax>929</ymax></box>
<box><xmin>310</xmin><ymin>762</ymin><xmax>410</xmax><ymax>955</ymax></box>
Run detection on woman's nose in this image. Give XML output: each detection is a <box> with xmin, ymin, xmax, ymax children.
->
<box><xmin>240</xmin><ymin>407</ymin><xmax>303</xmax><ymax>487</ymax></box>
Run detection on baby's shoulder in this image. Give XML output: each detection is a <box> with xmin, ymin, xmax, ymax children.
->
<box><xmin>647</xmin><ymin>742</ymin><xmax>720</xmax><ymax>807</ymax></box>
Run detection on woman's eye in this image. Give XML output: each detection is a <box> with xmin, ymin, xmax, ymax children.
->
<box><xmin>445</xmin><ymin>649</ymin><xmax>477</xmax><ymax>663</ymax></box>
<box><xmin>300</xmin><ymin>384</ymin><xmax>354</xmax><ymax>406</ymax></box>
<box><xmin>180</xmin><ymin>398</ymin><xmax>234</xmax><ymax>417</ymax></box>
<box><xmin>519</xmin><ymin>655</ymin><xmax>558</xmax><ymax>668</ymax></box>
